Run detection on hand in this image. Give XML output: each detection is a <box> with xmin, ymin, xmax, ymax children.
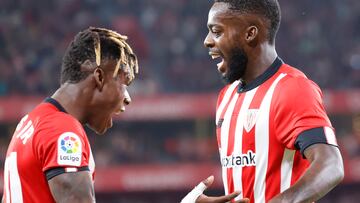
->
<box><xmin>181</xmin><ymin>175</ymin><xmax>250</xmax><ymax>203</ymax></box>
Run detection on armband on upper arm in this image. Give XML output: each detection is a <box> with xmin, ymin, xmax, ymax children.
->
<box><xmin>294</xmin><ymin>127</ymin><xmax>338</xmax><ymax>158</ymax></box>
<box><xmin>45</xmin><ymin>166</ymin><xmax>89</xmax><ymax>180</ymax></box>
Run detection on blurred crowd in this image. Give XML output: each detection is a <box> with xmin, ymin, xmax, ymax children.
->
<box><xmin>1</xmin><ymin>1</ymin><xmax>360</xmax><ymax>201</ymax></box>
<box><xmin>0</xmin><ymin>0</ymin><xmax>359</xmax><ymax>97</ymax></box>
<box><xmin>88</xmin><ymin>120</ymin><xmax>220</xmax><ymax>167</ymax></box>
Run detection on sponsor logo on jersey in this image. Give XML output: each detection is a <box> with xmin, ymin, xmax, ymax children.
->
<box><xmin>217</xmin><ymin>118</ymin><xmax>224</xmax><ymax>128</ymax></box>
<box><xmin>57</xmin><ymin>132</ymin><xmax>82</xmax><ymax>166</ymax></box>
<box><xmin>221</xmin><ymin>150</ymin><xmax>256</xmax><ymax>168</ymax></box>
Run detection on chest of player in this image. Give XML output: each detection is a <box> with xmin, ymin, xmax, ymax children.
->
<box><xmin>215</xmin><ymin>74</ymin><xmax>288</xmax><ymax>168</ymax></box>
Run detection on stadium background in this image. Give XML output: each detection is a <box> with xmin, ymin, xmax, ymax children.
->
<box><xmin>0</xmin><ymin>0</ymin><xmax>359</xmax><ymax>202</ymax></box>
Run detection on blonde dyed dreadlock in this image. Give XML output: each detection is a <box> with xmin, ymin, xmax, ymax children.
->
<box><xmin>60</xmin><ymin>27</ymin><xmax>139</xmax><ymax>85</ymax></box>
<box><xmin>89</xmin><ymin>27</ymin><xmax>139</xmax><ymax>83</ymax></box>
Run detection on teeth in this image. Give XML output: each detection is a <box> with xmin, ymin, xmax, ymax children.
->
<box><xmin>211</xmin><ymin>55</ymin><xmax>220</xmax><ymax>59</ymax></box>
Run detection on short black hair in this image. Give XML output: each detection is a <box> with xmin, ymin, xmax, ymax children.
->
<box><xmin>60</xmin><ymin>27</ymin><xmax>138</xmax><ymax>84</ymax></box>
<box><xmin>215</xmin><ymin>0</ymin><xmax>281</xmax><ymax>44</ymax></box>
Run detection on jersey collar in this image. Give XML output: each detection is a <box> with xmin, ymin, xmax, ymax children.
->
<box><xmin>44</xmin><ymin>97</ymin><xmax>68</xmax><ymax>113</ymax></box>
<box><xmin>238</xmin><ymin>57</ymin><xmax>283</xmax><ymax>93</ymax></box>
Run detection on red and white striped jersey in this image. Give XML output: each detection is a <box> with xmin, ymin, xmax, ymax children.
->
<box><xmin>215</xmin><ymin>58</ymin><xmax>337</xmax><ymax>203</ymax></box>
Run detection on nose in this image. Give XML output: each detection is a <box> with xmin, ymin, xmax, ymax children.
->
<box><xmin>120</xmin><ymin>88</ymin><xmax>131</xmax><ymax>112</ymax></box>
<box><xmin>204</xmin><ymin>32</ymin><xmax>214</xmax><ymax>48</ymax></box>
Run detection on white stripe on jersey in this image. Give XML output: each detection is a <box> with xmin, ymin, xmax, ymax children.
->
<box><xmin>65</xmin><ymin>167</ymin><xmax>78</xmax><ymax>172</ymax></box>
<box><xmin>280</xmin><ymin>149</ymin><xmax>295</xmax><ymax>192</ymax></box>
<box><xmin>216</xmin><ymin>81</ymin><xmax>240</xmax><ymax>123</ymax></box>
<box><xmin>220</xmin><ymin>89</ymin><xmax>240</xmax><ymax>195</ymax></box>
<box><xmin>6</xmin><ymin>152</ymin><xmax>24</xmax><ymax>203</ymax></box>
<box><xmin>324</xmin><ymin>127</ymin><xmax>337</xmax><ymax>145</ymax></box>
<box><xmin>233</xmin><ymin>87</ymin><xmax>258</xmax><ymax>200</ymax></box>
<box><xmin>4</xmin><ymin>155</ymin><xmax>10</xmax><ymax>203</ymax></box>
<box><xmin>253</xmin><ymin>73</ymin><xmax>286</xmax><ymax>203</ymax></box>
<box><xmin>89</xmin><ymin>147</ymin><xmax>95</xmax><ymax>175</ymax></box>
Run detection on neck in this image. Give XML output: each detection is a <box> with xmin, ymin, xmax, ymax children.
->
<box><xmin>51</xmin><ymin>81</ymin><xmax>91</xmax><ymax>124</ymax></box>
<box><xmin>242</xmin><ymin>43</ymin><xmax>277</xmax><ymax>84</ymax></box>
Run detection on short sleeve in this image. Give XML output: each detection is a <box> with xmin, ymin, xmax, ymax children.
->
<box><xmin>272</xmin><ymin>76</ymin><xmax>334</xmax><ymax>149</ymax></box>
<box><xmin>33</xmin><ymin>114</ymin><xmax>90</xmax><ymax>173</ymax></box>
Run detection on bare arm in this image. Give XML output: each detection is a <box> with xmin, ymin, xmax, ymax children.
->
<box><xmin>48</xmin><ymin>171</ymin><xmax>95</xmax><ymax>203</ymax></box>
<box><xmin>269</xmin><ymin>144</ymin><xmax>344</xmax><ymax>203</ymax></box>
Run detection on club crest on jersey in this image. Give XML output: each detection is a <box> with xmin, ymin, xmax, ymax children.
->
<box><xmin>57</xmin><ymin>132</ymin><xmax>82</xmax><ymax>166</ymax></box>
<box><xmin>244</xmin><ymin>109</ymin><xmax>259</xmax><ymax>132</ymax></box>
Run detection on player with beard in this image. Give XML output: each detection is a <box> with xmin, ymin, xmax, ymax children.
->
<box><xmin>1</xmin><ymin>26</ymin><xmax>251</xmax><ymax>203</ymax></box>
<box><xmin>2</xmin><ymin>27</ymin><xmax>138</xmax><ymax>203</ymax></box>
<box><xmin>198</xmin><ymin>0</ymin><xmax>343</xmax><ymax>202</ymax></box>
<box><xmin>222</xmin><ymin>47</ymin><xmax>248</xmax><ymax>84</ymax></box>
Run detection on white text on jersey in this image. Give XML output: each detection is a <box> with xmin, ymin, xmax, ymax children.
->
<box><xmin>221</xmin><ymin>150</ymin><xmax>256</xmax><ymax>168</ymax></box>
<box><xmin>15</xmin><ymin>115</ymin><xmax>35</xmax><ymax>145</ymax></box>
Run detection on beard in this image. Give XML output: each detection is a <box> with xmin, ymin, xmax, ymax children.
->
<box><xmin>222</xmin><ymin>47</ymin><xmax>248</xmax><ymax>84</ymax></box>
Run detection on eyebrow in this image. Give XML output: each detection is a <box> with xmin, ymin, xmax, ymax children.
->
<box><xmin>207</xmin><ymin>24</ymin><xmax>215</xmax><ymax>29</ymax></box>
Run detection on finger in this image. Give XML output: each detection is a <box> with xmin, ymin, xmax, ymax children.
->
<box><xmin>213</xmin><ymin>191</ymin><xmax>240</xmax><ymax>203</ymax></box>
<box><xmin>182</xmin><ymin>181</ymin><xmax>208</xmax><ymax>203</ymax></box>
<box><xmin>202</xmin><ymin>175</ymin><xmax>214</xmax><ymax>188</ymax></box>
<box><xmin>234</xmin><ymin>198</ymin><xmax>250</xmax><ymax>203</ymax></box>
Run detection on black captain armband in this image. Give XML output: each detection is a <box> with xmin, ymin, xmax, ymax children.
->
<box><xmin>294</xmin><ymin>127</ymin><xmax>338</xmax><ymax>158</ymax></box>
<box><xmin>45</xmin><ymin>166</ymin><xmax>89</xmax><ymax>180</ymax></box>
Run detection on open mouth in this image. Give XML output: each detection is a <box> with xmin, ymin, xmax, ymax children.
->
<box><xmin>209</xmin><ymin>52</ymin><xmax>225</xmax><ymax>71</ymax></box>
<box><xmin>113</xmin><ymin>108</ymin><xmax>124</xmax><ymax>115</ymax></box>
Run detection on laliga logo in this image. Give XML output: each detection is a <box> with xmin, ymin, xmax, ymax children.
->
<box><xmin>61</xmin><ymin>135</ymin><xmax>80</xmax><ymax>154</ymax></box>
<box><xmin>57</xmin><ymin>132</ymin><xmax>82</xmax><ymax>165</ymax></box>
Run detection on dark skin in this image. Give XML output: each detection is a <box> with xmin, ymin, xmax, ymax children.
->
<box><xmin>204</xmin><ymin>2</ymin><xmax>344</xmax><ymax>202</ymax></box>
<box><xmin>204</xmin><ymin>3</ymin><xmax>277</xmax><ymax>85</ymax></box>
<box><xmin>47</xmin><ymin>58</ymin><xmax>132</xmax><ymax>202</ymax></box>
<box><xmin>196</xmin><ymin>176</ymin><xmax>249</xmax><ymax>203</ymax></box>
<box><xmin>270</xmin><ymin>144</ymin><xmax>343</xmax><ymax>203</ymax></box>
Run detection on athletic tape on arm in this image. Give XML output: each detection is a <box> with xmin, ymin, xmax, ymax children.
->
<box><xmin>180</xmin><ymin>182</ymin><xmax>207</xmax><ymax>203</ymax></box>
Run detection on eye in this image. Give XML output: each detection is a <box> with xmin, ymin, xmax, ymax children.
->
<box><xmin>211</xmin><ymin>29</ymin><xmax>221</xmax><ymax>37</ymax></box>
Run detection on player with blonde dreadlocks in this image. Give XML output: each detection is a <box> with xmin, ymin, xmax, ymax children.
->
<box><xmin>2</xmin><ymin>27</ymin><xmax>139</xmax><ymax>203</ymax></box>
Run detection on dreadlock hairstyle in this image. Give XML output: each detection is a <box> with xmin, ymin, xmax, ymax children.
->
<box><xmin>60</xmin><ymin>27</ymin><xmax>139</xmax><ymax>84</ymax></box>
<box><xmin>214</xmin><ymin>0</ymin><xmax>281</xmax><ymax>44</ymax></box>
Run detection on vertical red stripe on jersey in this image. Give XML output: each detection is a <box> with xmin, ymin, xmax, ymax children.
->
<box><xmin>226</xmin><ymin>168</ymin><xmax>234</xmax><ymax>199</ymax></box>
<box><xmin>226</xmin><ymin>94</ymin><xmax>245</xmax><ymax>196</ymax></box>
<box><xmin>241</xmin><ymin>126</ymin><xmax>256</xmax><ymax>202</ymax></box>
<box><xmin>216</xmin><ymin>85</ymin><xmax>231</xmax><ymax>109</ymax></box>
<box><xmin>264</xmin><ymin>72</ymin><xmax>285</xmax><ymax>201</ymax></box>
<box><xmin>216</xmin><ymin>87</ymin><xmax>239</xmax><ymax>149</ymax></box>
<box><xmin>241</xmin><ymin>82</ymin><xmax>270</xmax><ymax>202</ymax></box>
<box><xmin>265</xmin><ymin>120</ymin><xmax>283</xmax><ymax>201</ymax></box>
<box><xmin>227</xmin><ymin>94</ymin><xmax>245</xmax><ymax>156</ymax></box>
<box><xmin>290</xmin><ymin>151</ymin><xmax>309</xmax><ymax>185</ymax></box>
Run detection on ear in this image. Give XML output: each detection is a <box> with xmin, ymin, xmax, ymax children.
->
<box><xmin>93</xmin><ymin>67</ymin><xmax>105</xmax><ymax>91</ymax></box>
<box><xmin>245</xmin><ymin>25</ymin><xmax>258</xmax><ymax>44</ymax></box>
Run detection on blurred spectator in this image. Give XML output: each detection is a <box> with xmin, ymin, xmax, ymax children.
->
<box><xmin>339</xmin><ymin>113</ymin><xmax>360</xmax><ymax>182</ymax></box>
<box><xmin>0</xmin><ymin>0</ymin><xmax>359</xmax><ymax>96</ymax></box>
<box><xmin>342</xmin><ymin>113</ymin><xmax>360</xmax><ymax>158</ymax></box>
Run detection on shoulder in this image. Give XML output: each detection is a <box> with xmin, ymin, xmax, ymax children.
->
<box><xmin>33</xmin><ymin>104</ymin><xmax>87</xmax><ymax>147</ymax></box>
<box><xmin>37</xmin><ymin>106</ymin><xmax>84</xmax><ymax>134</ymax></box>
<box><xmin>218</xmin><ymin>81</ymin><xmax>240</xmax><ymax>101</ymax></box>
<box><xmin>275</xmin><ymin>64</ymin><xmax>322</xmax><ymax>101</ymax></box>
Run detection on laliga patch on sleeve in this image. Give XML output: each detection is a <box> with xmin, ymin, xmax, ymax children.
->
<box><xmin>57</xmin><ymin>132</ymin><xmax>82</xmax><ymax>166</ymax></box>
